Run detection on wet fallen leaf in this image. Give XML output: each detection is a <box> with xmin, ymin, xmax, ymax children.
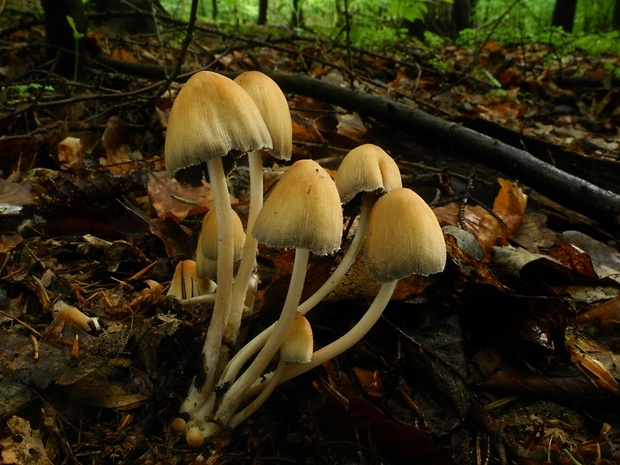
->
<box><xmin>575</xmin><ymin>295</ymin><xmax>620</xmax><ymax>334</ymax></box>
<box><xmin>0</xmin><ymin>333</ymin><xmax>67</xmax><ymax>417</ymax></box>
<box><xmin>484</xmin><ymin>367</ymin><xmax>619</xmax><ymax>409</ymax></box>
<box><xmin>345</xmin><ymin>397</ymin><xmax>457</xmax><ymax>463</ymax></box>
<box><xmin>434</xmin><ymin>178</ymin><xmax>527</xmax><ymax>253</ymax></box>
<box><xmin>352</xmin><ymin>367</ymin><xmax>385</xmax><ymax>397</ymax></box>
<box><xmin>0</xmin><ymin>415</ymin><xmax>53</xmax><ymax>465</ymax></box>
<box><xmin>400</xmin><ymin>314</ymin><xmax>470</xmax><ymax>433</ymax></box>
<box><xmin>561</xmin><ymin>230</ymin><xmax>620</xmax><ymax>283</ymax></box>
<box><xmin>566</xmin><ymin>330</ymin><xmax>620</xmax><ymax>395</ymax></box>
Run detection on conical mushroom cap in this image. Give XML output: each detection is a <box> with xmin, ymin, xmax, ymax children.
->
<box><xmin>252</xmin><ymin>159</ymin><xmax>343</xmax><ymax>255</ymax></box>
<box><xmin>234</xmin><ymin>71</ymin><xmax>292</xmax><ymax>161</ymax></box>
<box><xmin>167</xmin><ymin>260</ymin><xmax>216</xmax><ymax>299</ymax></box>
<box><xmin>165</xmin><ymin>71</ymin><xmax>273</xmax><ymax>180</ymax></box>
<box><xmin>335</xmin><ymin>144</ymin><xmax>402</xmax><ymax>204</ymax></box>
<box><xmin>281</xmin><ymin>312</ymin><xmax>313</xmax><ymax>363</ymax></box>
<box><xmin>196</xmin><ymin>208</ymin><xmax>246</xmax><ymax>280</ymax></box>
<box><xmin>364</xmin><ymin>188</ymin><xmax>446</xmax><ymax>282</ymax></box>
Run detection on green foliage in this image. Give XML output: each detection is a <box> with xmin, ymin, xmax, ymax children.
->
<box><xmin>3</xmin><ymin>83</ymin><xmax>55</xmax><ymax>102</ymax></box>
<box><xmin>66</xmin><ymin>15</ymin><xmax>85</xmax><ymax>40</ymax></box>
<box><xmin>387</xmin><ymin>0</ymin><xmax>454</xmax><ymax>24</ymax></box>
<box><xmin>66</xmin><ymin>16</ymin><xmax>84</xmax><ymax>82</ymax></box>
<box><xmin>388</xmin><ymin>0</ymin><xmax>429</xmax><ymax>23</ymax></box>
<box><xmin>423</xmin><ymin>30</ymin><xmax>445</xmax><ymax>48</ymax></box>
<box><xmin>158</xmin><ymin>0</ymin><xmax>619</xmax><ymax>57</ymax></box>
<box><xmin>603</xmin><ymin>59</ymin><xmax>620</xmax><ymax>79</ymax></box>
<box><xmin>574</xmin><ymin>31</ymin><xmax>620</xmax><ymax>56</ymax></box>
<box><xmin>466</xmin><ymin>0</ymin><xmax>619</xmax><ymax>53</ymax></box>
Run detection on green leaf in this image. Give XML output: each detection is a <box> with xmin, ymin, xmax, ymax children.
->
<box><xmin>66</xmin><ymin>16</ymin><xmax>85</xmax><ymax>40</ymax></box>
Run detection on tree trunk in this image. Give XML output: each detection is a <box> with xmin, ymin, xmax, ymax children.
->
<box><xmin>41</xmin><ymin>0</ymin><xmax>87</xmax><ymax>77</ymax></box>
<box><xmin>551</xmin><ymin>0</ymin><xmax>577</xmax><ymax>32</ymax></box>
<box><xmin>613</xmin><ymin>0</ymin><xmax>620</xmax><ymax>30</ymax></box>
<box><xmin>452</xmin><ymin>0</ymin><xmax>474</xmax><ymax>33</ymax></box>
<box><xmin>258</xmin><ymin>0</ymin><xmax>268</xmax><ymax>25</ymax></box>
<box><xmin>291</xmin><ymin>0</ymin><xmax>304</xmax><ymax>28</ymax></box>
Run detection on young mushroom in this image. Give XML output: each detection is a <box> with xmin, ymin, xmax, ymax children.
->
<box><xmin>227</xmin><ymin>312</ymin><xmax>313</xmax><ymax>429</ymax></box>
<box><xmin>165</xmin><ymin>71</ymin><xmax>272</xmax><ymax>417</ymax></box>
<box><xmin>197</xmin><ymin>159</ymin><xmax>343</xmax><ymax>440</ymax></box>
<box><xmin>279</xmin><ymin>187</ymin><xmax>446</xmax><ymax>383</ymax></box>
<box><xmin>167</xmin><ymin>260</ymin><xmax>216</xmax><ymax>301</ymax></box>
<box><xmin>195</xmin><ymin>208</ymin><xmax>246</xmax><ymax>281</ymax></box>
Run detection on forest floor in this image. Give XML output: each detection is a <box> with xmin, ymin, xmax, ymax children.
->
<box><xmin>1</xmin><ymin>6</ymin><xmax>620</xmax><ymax>465</ymax></box>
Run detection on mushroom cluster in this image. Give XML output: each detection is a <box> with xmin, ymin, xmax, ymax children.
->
<box><xmin>164</xmin><ymin>71</ymin><xmax>447</xmax><ymax>447</ymax></box>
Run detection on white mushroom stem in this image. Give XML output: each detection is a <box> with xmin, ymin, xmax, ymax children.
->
<box><xmin>214</xmin><ymin>194</ymin><xmax>373</xmax><ymax>389</ymax></box>
<box><xmin>180</xmin><ymin>156</ymin><xmax>235</xmax><ymax>415</ymax></box>
<box><xmin>225</xmin><ymin>150</ymin><xmax>263</xmax><ymax>345</ymax></box>
<box><xmin>228</xmin><ymin>357</ymin><xmax>286</xmax><ymax>429</ymax></box>
<box><xmin>210</xmin><ymin>248</ymin><xmax>311</xmax><ymax>429</ymax></box>
<box><xmin>298</xmin><ymin>193</ymin><xmax>373</xmax><ymax>313</ymax></box>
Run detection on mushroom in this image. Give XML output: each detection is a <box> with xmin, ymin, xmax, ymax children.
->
<box><xmin>278</xmin><ymin>187</ymin><xmax>446</xmax><ymax>383</ymax></box>
<box><xmin>204</xmin><ymin>159</ymin><xmax>343</xmax><ymax>437</ymax></box>
<box><xmin>227</xmin><ymin>71</ymin><xmax>292</xmax><ymax>346</ymax></box>
<box><xmin>227</xmin><ymin>312</ymin><xmax>313</xmax><ymax>429</ymax></box>
<box><xmin>195</xmin><ymin>208</ymin><xmax>246</xmax><ymax>281</ymax></box>
<box><xmin>165</xmin><ymin>71</ymin><xmax>272</xmax><ymax>418</ymax></box>
<box><xmin>297</xmin><ymin>143</ymin><xmax>401</xmax><ymax>312</ymax></box>
<box><xmin>167</xmin><ymin>259</ymin><xmax>216</xmax><ymax>301</ymax></box>
<box><xmin>165</xmin><ymin>71</ymin><xmax>272</xmax><ymax>185</ymax></box>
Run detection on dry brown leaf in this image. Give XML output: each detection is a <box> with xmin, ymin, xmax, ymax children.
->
<box><xmin>575</xmin><ymin>295</ymin><xmax>620</xmax><ymax>334</ymax></box>
<box><xmin>0</xmin><ymin>177</ymin><xmax>33</xmax><ymax>209</ymax></box>
<box><xmin>566</xmin><ymin>331</ymin><xmax>620</xmax><ymax>396</ymax></box>
<box><xmin>147</xmin><ymin>171</ymin><xmax>218</xmax><ymax>220</ymax></box>
<box><xmin>110</xmin><ymin>46</ymin><xmax>137</xmax><ymax>62</ymax></box>
<box><xmin>56</xmin><ymin>136</ymin><xmax>84</xmax><ymax>170</ymax></box>
<box><xmin>434</xmin><ymin>178</ymin><xmax>527</xmax><ymax>254</ymax></box>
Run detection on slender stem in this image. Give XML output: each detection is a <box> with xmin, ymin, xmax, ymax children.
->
<box><xmin>228</xmin><ymin>358</ymin><xmax>286</xmax><ymax>429</ymax></box>
<box><xmin>227</xmin><ymin>280</ymin><xmax>397</xmax><ymax>423</ymax></box>
<box><xmin>217</xmin><ymin>325</ymin><xmax>271</xmax><ymax>388</ymax></box>
<box><xmin>225</xmin><ymin>150</ymin><xmax>264</xmax><ymax>345</ymax></box>
<box><xmin>278</xmin><ymin>280</ymin><xmax>397</xmax><ymax>384</ymax></box>
<box><xmin>213</xmin><ymin>248</ymin><xmax>310</xmax><ymax>428</ymax></box>
<box><xmin>180</xmin><ymin>156</ymin><xmax>234</xmax><ymax>415</ymax></box>
<box><xmin>298</xmin><ymin>194</ymin><xmax>373</xmax><ymax>314</ymax></box>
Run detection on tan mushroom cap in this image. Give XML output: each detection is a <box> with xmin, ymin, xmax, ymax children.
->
<box><xmin>252</xmin><ymin>159</ymin><xmax>343</xmax><ymax>255</ymax></box>
<box><xmin>234</xmin><ymin>71</ymin><xmax>292</xmax><ymax>161</ymax></box>
<box><xmin>280</xmin><ymin>312</ymin><xmax>313</xmax><ymax>363</ymax></box>
<box><xmin>335</xmin><ymin>144</ymin><xmax>402</xmax><ymax>204</ymax></box>
<box><xmin>164</xmin><ymin>71</ymin><xmax>273</xmax><ymax>179</ymax></box>
<box><xmin>196</xmin><ymin>208</ymin><xmax>246</xmax><ymax>280</ymax></box>
<box><xmin>364</xmin><ymin>188</ymin><xmax>446</xmax><ymax>282</ymax></box>
<box><xmin>167</xmin><ymin>260</ymin><xmax>216</xmax><ymax>299</ymax></box>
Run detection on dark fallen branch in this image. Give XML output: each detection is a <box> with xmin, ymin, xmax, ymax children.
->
<box><xmin>269</xmin><ymin>73</ymin><xmax>620</xmax><ymax>225</ymax></box>
<box><xmin>92</xmin><ymin>56</ymin><xmax>620</xmax><ymax>224</ymax></box>
<box><xmin>555</xmin><ymin>75</ymin><xmax>620</xmax><ymax>89</ymax></box>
